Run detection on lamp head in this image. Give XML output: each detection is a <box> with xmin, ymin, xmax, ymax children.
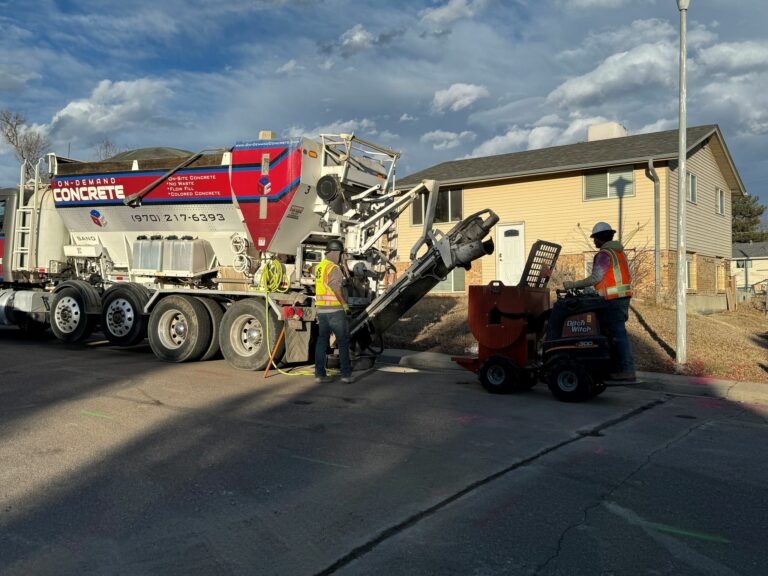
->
<box><xmin>676</xmin><ymin>0</ymin><xmax>690</xmax><ymax>10</ymax></box>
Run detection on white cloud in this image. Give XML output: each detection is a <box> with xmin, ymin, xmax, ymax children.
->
<box><xmin>468</xmin><ymin>127</ymin><xmax>528</xmax><ymax>157</ymax></box>
<box><xmin>636</xmin><ymin>118</ymin><xmax>676</xmax><ymax>134</ymax></box>
<box><xmin>556</xmin><ymin>0</ymin><xmax>649</xmax><ymax>8</ymax></box>
<box><xmin>288</xmin><ymin>118</ymin><xmax>377</xmax><ymax>139</ymax></box>
<box><xmin>340</xmin><ymin>24</ymin><xmax>375</xmax><ymax>55</ymax></box>
<box><xmin>420</xmin><ymin>0</ymin><xmax>488</xmax><ymax>32</ymax></box>
<box><xmin>698</xmin><ymin>41</ymin><xmax>768</xmax><ymax>74</ymax></box>
<box><xmin>432</xmin><ymin>83</ymin><xmax>490</xmax><ymax>113</ymax></box>
<box><xmin>421</xmin><ymin>129</ymin><xmax>476</xmax><ymax>150</ymax></box>
<box><xmin>276</xmin><ymin>59</ymin><xmax>304</xmax><ymax>74</ymax></box>
<box><xmin>399</xmin><ymin>113</ymin><xmax>416</xmax><ymax>122</ymax></box>
<box><xmin>46</xmin><ymin>78</ymin><xmax>174</xmax><ymax>143</ymax></box>
<box><xmin>547</xmin><ymin>43</ymin><xmax>676</xmax><ymax>108</ymax></box>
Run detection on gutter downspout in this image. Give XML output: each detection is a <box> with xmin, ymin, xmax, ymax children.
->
<box><xmin>647</xmin><ymin>159</ymin><xmax>661</xmax><ymax>304</ymax></box>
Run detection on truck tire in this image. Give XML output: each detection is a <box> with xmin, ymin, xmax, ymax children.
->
<box><xmin>219</xmin><ymin>299</ymin><xmax>284</xmax><ymax>371</ymax></box>
<box><xmin>148</xmin><ymin>295</ymin><xmax>212</xmax><ymax>363</ymax></box>
<box><xmin>50</xmin><ymin>286</ymin><xmax>95</xmax><ymax>343</ymax></box>
<box><xmin>479</xmin><ymin>355</ymin><xmax>521</xmax><ymax>394</ymax></box>
<box><xmin>195</xmin><ymin>297</ymin><xmax>224</xmax><ymax>361</ymax></box>
<box><xmin>544</xmin><ymin>357</ymin><xmax>593</xmax><ymax>402</ymax></box>
<box><xmin>101</xmin><ymin>284</ymin><xmax>149</xmax><ymax>347</ymax></box>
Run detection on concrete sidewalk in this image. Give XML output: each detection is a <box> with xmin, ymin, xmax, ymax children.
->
<box><xmin>378</xmin><ymin>348</ymin><xmax>768</xmax><ymax>406</ymax></box>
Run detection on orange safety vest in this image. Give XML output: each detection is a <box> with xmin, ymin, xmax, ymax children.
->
<box><xmin>594</xmin><ymin>246</ymin><xmax>633</xmax><ymax>300</ymax></box>
<box><xmin>315</xmin><ymin>260</ymin><xmax>342</xmax><ymax>307</ymax></box>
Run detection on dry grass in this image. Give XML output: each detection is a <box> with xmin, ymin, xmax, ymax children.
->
<box><xmin>385</xmin><ymin>295</ymin><xmax>768</xmax><ymax>383</ymax></box>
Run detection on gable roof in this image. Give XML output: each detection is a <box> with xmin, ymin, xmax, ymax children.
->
<box><xmin>399</xmin><ymin>124</ymin><xmax>746</xmax><ymax>194</ymax></box>
<box><xmin>732</xmin><ymin>241</ymin><xmax>768</xmax><ymax>258</ymax></box>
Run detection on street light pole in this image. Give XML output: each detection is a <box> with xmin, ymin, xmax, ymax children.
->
<box><xmin>676</xmin><ymin>0</ymin><xmax>690</xmax><ymax>368</ymax></box>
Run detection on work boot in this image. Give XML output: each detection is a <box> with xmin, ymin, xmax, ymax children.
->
<box><xmin>315</xmin><ymin>376</ymin><xmax>332</xmax><ymax>384</ymax></box>
<box><xmin>341</xmin><ymin>376</ymin><xmax>354</xmax><ymax>384</ymax></box>
<box><xmin>608</xmin><ymin>372</ymin><xmax>637</xmax><ymax>382</ymax></box>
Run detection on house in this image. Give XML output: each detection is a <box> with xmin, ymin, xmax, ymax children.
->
<box><xmin>732</xmin><ymin>241</ymin><xmax>768</xmax><ymax>294</ymax></box>
<box><xmin>396</xmin><ymin>123</ymin><xmax>746</xmax><ymax>313</ymax></box>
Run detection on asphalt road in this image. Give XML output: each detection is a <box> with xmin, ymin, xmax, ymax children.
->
<box><xmin>1</xmin><ymin>329</ymin><xmax>766</xmax><ymax>576</ymax></box>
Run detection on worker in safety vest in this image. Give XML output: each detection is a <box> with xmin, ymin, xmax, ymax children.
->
<box><xmin>314</xmin><ymin>239</ymin><xmax>353</xmax><ymax>383</ymax></box>
<box><xmin>548</xmin><ymin>222</ymin><xmax>636</xmax><ymax>381</ymax></box>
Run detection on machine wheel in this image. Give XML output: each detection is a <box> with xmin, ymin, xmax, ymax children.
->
<box><xmin>148</xmin><ymin>295</ymin><xmax>212</xmax><ymax>362</ymax></box>
<box><xmin>101</xmin><ymin>284</ymin><xmax>149</xmax><ymax>346</ymax></box>
<box><xmin>50</xmin><ymin>286</ymin><xmax>95</xmax><ymax>343</ymax></box>
<box><xmin>219</xmin><ymin>299</ymin><xmax>284</xmax><ymax>371</ymax></box>
<box><xmin>544</xmin><ymin>357</ymin><xmax>593</xmax><ymax>402</ymax></box>
<box><xmin>195</xmin><ymin>297</ymin><xmax>225</xmax><ymax>361</ymax></box>
<box><xmin>479</xmin><ymin>355</ymin><xmax>521</xmax><ymax>394</ymax></box>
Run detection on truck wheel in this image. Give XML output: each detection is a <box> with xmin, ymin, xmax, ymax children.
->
<box><xmin>195</xmin><ymin>297</ymin><xmax>224</xmax><ymax>361</ymax></box>
<box><xmin>479</xmin><ymin>355</ymin><xmax>521</xmax><ymax>394</ymax></box>
<box><xmin>50</xmin><ymin>286</ymin><xmax>95</xmax><ymax>343</ymax></box>
<box><xmin>544</xmin><ymin>357</ymin><xmax>593</xmax><ymax>402</ymax></box>
<box><xmin>148</xmin><ymin>295</ymin><xmax>212</xmax><ymax>362</ymax></box>
<box><xmin>219</xmin><ymin>299</ymin><xmax>284</xmax><ymax>371</ymax></box>
<box><xmin>101</xmin><ymin>284</ymin><xmax>148</xmax><ymax>346</ymax></box>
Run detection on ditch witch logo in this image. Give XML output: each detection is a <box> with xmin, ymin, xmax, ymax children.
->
<box><xmin>566</xmin><ymin>316</ymin><xmax>593</xmax><ymax>333</ymax></box>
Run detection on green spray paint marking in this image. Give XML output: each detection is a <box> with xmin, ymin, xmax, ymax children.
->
<box><xmin>647</xmin><ymin>522</ymin><xmax>731</xmax><ymax>544</ymax></box>
<box><xmin>80</xmin><ymin>410</ymin><xmax>113</xmax><ymax>420</ymax></box>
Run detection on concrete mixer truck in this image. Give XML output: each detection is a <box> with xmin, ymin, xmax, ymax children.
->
<box><xmin>0</xmin><ymin>132</ymin><xmax>497</xmax><ymax>370</ymax></box>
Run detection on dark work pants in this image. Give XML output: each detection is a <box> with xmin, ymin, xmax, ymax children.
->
<box><xmin>315</xmin><ymin>309</ymin><xmax>352</xmax><ymax>378</ymax></box>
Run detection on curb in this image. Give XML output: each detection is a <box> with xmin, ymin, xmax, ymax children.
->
<box><xmin>378</xmin><ymin>349</ymin><xmax>768</xmax><ymax>406</ymax></box>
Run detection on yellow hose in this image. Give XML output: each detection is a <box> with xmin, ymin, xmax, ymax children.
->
<box><xmin>257</xmin><ymin>258</ymin><xmax>335</xmax><ymax>378</ymax></box>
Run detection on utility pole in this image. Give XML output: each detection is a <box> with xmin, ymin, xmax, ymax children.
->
<box><xmin>676</xmin><ymin>0</ymin><xmax>690</xmax><ymax>368</ymax></box>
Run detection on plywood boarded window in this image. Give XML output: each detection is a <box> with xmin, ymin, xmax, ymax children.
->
<box><xmin>583</xmin><ymin>166</ymin><xmax>634</xmax><ymax>200</ymax></box>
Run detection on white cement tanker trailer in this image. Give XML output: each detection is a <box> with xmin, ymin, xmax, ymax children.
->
<box><xmin>0</xmin><ymin>132</ymin><xmax>497</xmax><ymax>370</ymax></box>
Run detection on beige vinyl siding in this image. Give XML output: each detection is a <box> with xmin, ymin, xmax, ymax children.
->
<box><xmin>667</xmin><ymin>143</ymin><xmax>732</xmax><ymax>257</ymax></box>
<box><xmin>397</xmin><ymin>165</ymin><xmax>662</xmax><ymax>285</ymax></box>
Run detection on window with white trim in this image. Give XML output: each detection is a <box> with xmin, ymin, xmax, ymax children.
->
<box><xmin>431</xmin><ymin>268</ymin><xmax>465</xmax><ymax>293</ymax></box>
<box><xmin>687</xmin><ymin>172</ymin><xmax>697</xmax><ymax>203</ymax></box>
<box><xmin>412</xmin><ymin>188</ymin><xmax>463</xmax><ymax>225</ymax></box>
<box><xmin>584</xmin><ymin>166</ymin><xmax>635</xmax><ymax>200</ymax></box>
<box><xmin>716</xmin><ymin>188</ymin><xmax>725</xmax><ymax>215</ymax></box>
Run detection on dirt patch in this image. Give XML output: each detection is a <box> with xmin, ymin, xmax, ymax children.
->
<box><xmin>384</xmin><ymin>295</ymin><xmax>768</xmax><ymax>383</ymax></box>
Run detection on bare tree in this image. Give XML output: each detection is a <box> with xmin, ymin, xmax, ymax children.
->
<box><xmin>93</xmin><ymin>138</ymin><xmax>121</xmax><ymax>161</ymax></box>
<box><xmin>0</xmin><ymin>109</ymin><xmax>51</xmax><ymax>180</ymax></box>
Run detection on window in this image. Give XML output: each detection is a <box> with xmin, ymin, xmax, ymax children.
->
<box><xmin>584</xmin><ymin>166</ymin><xmax>634</xmax><ymax>200</ymax></box>
<box><xmin>687</xmin><ymin>172</ymin><xmax>697</xmax><ymax>203</ymax></box>
<box><xmin>412</xmin><ymin>188</ymin><xmax>463</xmax><ymax>225</ymax></box>
<box><xmin>736</xmin><ymin>260</ymin><xmax>752</xmax><ymax>269</ymax></box>
<box><xmin>716</xmin><ymin>188</ymin><xmax>725</xmax><ymax>215</ymax></box>
<box><xmin>0</xmin><ymin>199</ymin><xmax>5</xmax><ymax>230</ymax></box>
<box><xmin>431</xmin><ymin>268</ymin><xmax>465</xmax><ymax>293</ymax></box>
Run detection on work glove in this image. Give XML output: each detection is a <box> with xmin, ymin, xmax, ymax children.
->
<box><xmin>563</xmin><ymin>280</ymin><xmax>576</xmax><ymax>290</ymax></box>
<box><xmin>343</xmin><ymin>303</ymin><xmax>350</xmax><ymax>313</ymax></box>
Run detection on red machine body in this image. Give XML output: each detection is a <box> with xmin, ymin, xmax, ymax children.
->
<box><xmin>453</xmin><ymin>240</ymin><xmax>561</xmax><ymax>392</ymax></box>
<box><xmin>454</xmin><ymin>281</ymin><xmax>550</xmax><ymax>374</ymax></box>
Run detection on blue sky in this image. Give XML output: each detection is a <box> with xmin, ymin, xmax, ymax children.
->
<box><xmin>1</xmin><ymin>0</ymin><xmax>767</xmax><ymax>210</ymax></box>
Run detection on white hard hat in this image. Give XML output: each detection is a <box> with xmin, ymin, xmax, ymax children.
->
<box><xmin>590</xmin><ymin>222</ymin><xmax>615</xmax><ymax>237</ymax></box>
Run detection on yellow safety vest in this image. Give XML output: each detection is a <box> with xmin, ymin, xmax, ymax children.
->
<box><xmin>315</xmin><ymin>260</ymin><xmax>342</xmax><ymax>307</ymax></box>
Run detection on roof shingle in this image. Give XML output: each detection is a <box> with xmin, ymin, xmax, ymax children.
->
<box><xmin>399</xmin><ymin>125</ymin><xmax>718</xmax><ymax>188</ymax></box>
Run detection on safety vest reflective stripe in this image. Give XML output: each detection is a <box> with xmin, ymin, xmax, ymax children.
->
<box><xmin>315</xmin><ymin>260</ymin><xmax>342</xmax><ymax>307</ymax></box>
<box><xmin>595</xmin><ymin>247</ymin><xmax>633</xmax><ymax>300</ymax></box>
